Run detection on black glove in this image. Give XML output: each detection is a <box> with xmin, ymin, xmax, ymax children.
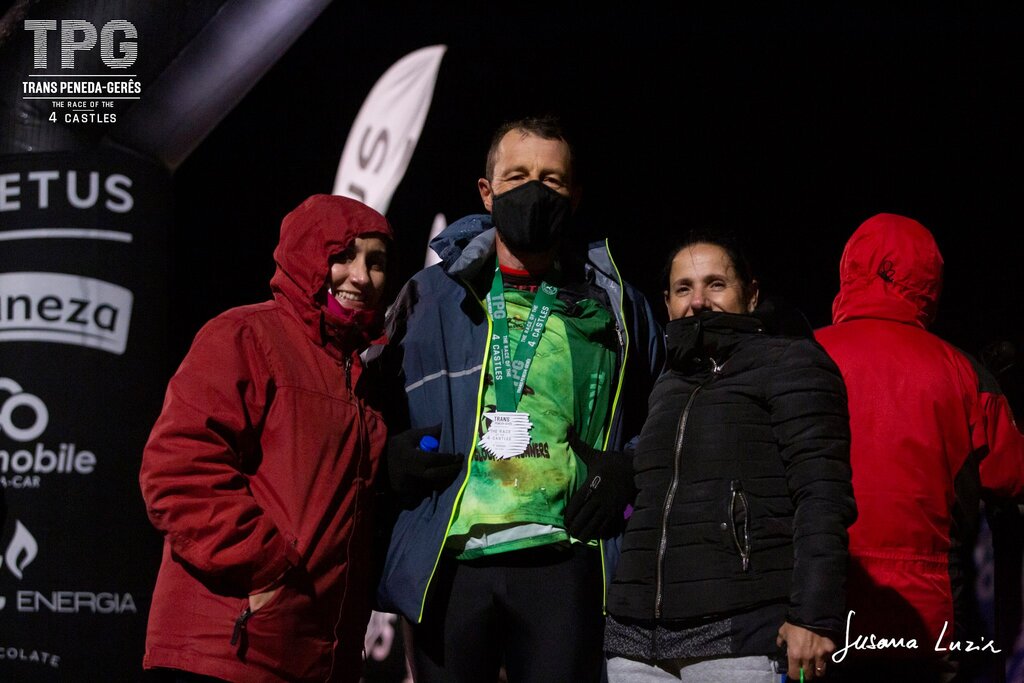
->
<box><xmin>564</xmin><ymin>426</ymin><xmax>636</xmax><ymax>542</ymax></box>
<box><xmin>386</xmin><ymin>425</ymin><xmax>463</xmax><ymax>498</ymax></box>
<box><xmin>385</xmin><ymin>423</ymin><xmax>462</xmax><ymax>499</ymax></box>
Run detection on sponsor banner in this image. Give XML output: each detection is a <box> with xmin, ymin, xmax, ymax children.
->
<box><xmin>0</xmin><ymin>376</ymin><xmax>99</xmax><ymax>491</ymax></box>
<box><xmin>0</xmin><ymin>150</ymin><xmax>168</xmax><ymax>680</ymax></box>
<box><xmin>0</xmin><ymin>518</ymin><xmax>137</xmax><ymax>677</ymax></box>
<box><xmin>333</xmin><ymin>44</ymin><xmax>446</xmax><ymax>214</ymax></box>
<box><xmin>0</xmin><ymin>273</ymin><xmax>133</xmax><ymax>354</ymax></box>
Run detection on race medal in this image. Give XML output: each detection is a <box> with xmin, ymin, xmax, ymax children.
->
<box><xmin>483</xmin><ymin>268</ymin><xmax>558</xmax><ymax>459</ymax></box>
<box><xmin>479</xmin><ymin>411</ymin><xmax>533</xmax><ymax>460</ymax></box>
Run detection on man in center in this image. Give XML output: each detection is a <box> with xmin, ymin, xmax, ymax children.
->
<box><xmin>376</xmin><ymin>116</ymin><xmax>664</xmax><ymax>681</ymax></box>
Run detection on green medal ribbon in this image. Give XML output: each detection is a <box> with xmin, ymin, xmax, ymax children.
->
<box><xmin>486</xmin><ymin>266</ymin><xmax>559</xmax><ymax>412</ymax></box>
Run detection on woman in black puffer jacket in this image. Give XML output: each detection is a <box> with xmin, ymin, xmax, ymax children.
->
<box><xmin>604</xmin><ymin>232</ymin><xmax>856</xmax><ymax>683</ymax></box>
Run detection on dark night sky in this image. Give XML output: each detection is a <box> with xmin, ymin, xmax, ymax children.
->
<box><xmin>171</xmin><ymin>4</ymin><xmax>1024</xmax><ymax>372</ymax></box>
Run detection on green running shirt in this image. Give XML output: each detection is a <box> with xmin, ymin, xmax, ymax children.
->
<box><xmin>446</xmin><ymin>283</ymin><xmax>617</xmax><ymax>558</ymax></box>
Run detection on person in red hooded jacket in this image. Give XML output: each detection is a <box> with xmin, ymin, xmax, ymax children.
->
<box><xmin>815</xmin><ymin>213</ymin><xmax>1024</xmax><ymax>682</ymax></box>
<box><xmin>140</xmin><ymin>194</ymin><xmax>393</xmax><ymax>682</ymax></box>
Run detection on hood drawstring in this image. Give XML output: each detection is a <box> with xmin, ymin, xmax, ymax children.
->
<box><xmin>877</xmin><ymin>260</ymin><xmax>896</xmax><ymax>283</ymax></box>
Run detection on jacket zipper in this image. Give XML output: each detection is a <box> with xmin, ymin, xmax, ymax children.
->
<box><xmin>602</xmin><ymin>239</ymin><xmax>631</xmax><ymax>452</ymax></box>
<box><xmin>654</xmin><ymin>357</ymin><xmax>723</xmax><ymax>620</ymax></box>
<box><xmin>327</xmin><ymin>352</ymin><xmax>368</xmax><ymax>679</ymax></box>
<box><xmin>600</xmin><ymin>240</ymin><xmax>631</xmax><ymax>615</ymax></box>
<box><xmin>231</xmin><ymin>606</ymin><xmax>252</xmax><ymax>647</ymax></box>
<box><xmin>729</xmin><ymin>480</ymin><xmax>751</xmax><ymax>571</ymax></box>
<box><xmin>654</xmin><ymin>384</ymin><xmax>702</xmax><ymax>620</ymax></box>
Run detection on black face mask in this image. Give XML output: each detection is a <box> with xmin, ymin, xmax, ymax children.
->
<box><xmin>491</xmin><ymin>180</ymin><xmax>571</xmax><ymax>253</ymax></box>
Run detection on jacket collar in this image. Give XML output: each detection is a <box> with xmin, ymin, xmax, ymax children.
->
<box><xmin>430</xmin><ymin>213</ymin><xmax>612</xmax><ymax>291</ymax></box>
<box><xmin>666</xmin><ymin>311</ymin><xmax>764</xmax><ymax>370</ymax></box>
<box><xmin>430</xmin><ymin>214</ymin><xmax>498</xmax><ymax>283</ymax></box>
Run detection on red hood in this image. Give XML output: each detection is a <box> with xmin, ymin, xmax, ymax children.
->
<box><xmin>270</xmin><ymin>194</ymin><xmax>393</xmax><ymax>355</ymax></box>
<box><xmin>831</xmin><ymin>213</ymin><xmax>943</xmax><ymax>328</ymax></box>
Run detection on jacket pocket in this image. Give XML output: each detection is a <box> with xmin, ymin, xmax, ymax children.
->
<box><xmin>728</xmin><ymin>479</ymin><xmax>751</xmax><ymax>572</ymax></box>
<box><xmin>229</xmin><ymin>579</ymin><xmax>290</xmax><ymax>653</ymax></box>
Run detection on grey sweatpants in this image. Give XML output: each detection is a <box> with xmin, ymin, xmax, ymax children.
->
<box><xmin>607</xmin><ymin>654</ymin><xmax>778</xmax><ymax>683</ymax></box>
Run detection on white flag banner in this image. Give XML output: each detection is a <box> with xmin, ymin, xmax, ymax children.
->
<box><xmin>342</xmin><ymin>46</ymin><xmax>447</xmax><ymax>681</ymax></box>
<box><xmin>333</xmin><ymin>44</ymin><xmax>447</xmax><ymax>214</ymax></box>
<box><xmin>425</xmin><ymin>212</ymin><xmax>447</xmax><ymax>267</ymax></box>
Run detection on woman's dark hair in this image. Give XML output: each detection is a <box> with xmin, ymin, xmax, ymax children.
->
<box><xmin>661</xmin><ymin>228</ymin><xmax>757</xmax><ymax>302</ymax></box>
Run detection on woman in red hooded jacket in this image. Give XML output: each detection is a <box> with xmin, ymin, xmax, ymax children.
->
<box><xmin>140</xmin><ymin>195</ymin><xmax>393</xmax><ymax>682</ymax></box>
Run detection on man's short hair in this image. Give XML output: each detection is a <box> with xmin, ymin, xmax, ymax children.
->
<box><xmin>485</xmin><ymin>115</ymin><xmax>575</xmax><ymax>184</ymax></box>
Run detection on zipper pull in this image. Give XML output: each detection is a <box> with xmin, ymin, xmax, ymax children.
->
<box><xmin>344</xmin><ymin>356</ymin><xmax>353</xmax><ymax>392</ymax></box>
<box><xmin>710</xmin><ymin>358</ymin><xmax>723</xmax><ymax>374</ymax></box>
<box><xmin>614</xmin><ymin>322</ymin><xmax>625</xmax><ymax>350</ymax></box>
<box><xmin>231</xmin><ymin>606</ymin><xmax>252</xmax><ymax>646</ymax></box>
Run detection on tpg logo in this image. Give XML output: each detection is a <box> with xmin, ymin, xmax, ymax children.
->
<box><xmin>24</xmin><ymin>19</ymin><xmax>137</xmax><ymax>69</ymax></box>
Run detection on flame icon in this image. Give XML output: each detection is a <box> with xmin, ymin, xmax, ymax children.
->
<box><xmin>0</xmin><ymin>521</ymin><xmax>38</xmax><ymax>579</ymax></box>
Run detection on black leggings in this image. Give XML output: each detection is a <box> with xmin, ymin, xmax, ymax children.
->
<box><xmin>411</xmin><ymin>543</ymin><xmax>605</xmax><ymax>683</ymax></box>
